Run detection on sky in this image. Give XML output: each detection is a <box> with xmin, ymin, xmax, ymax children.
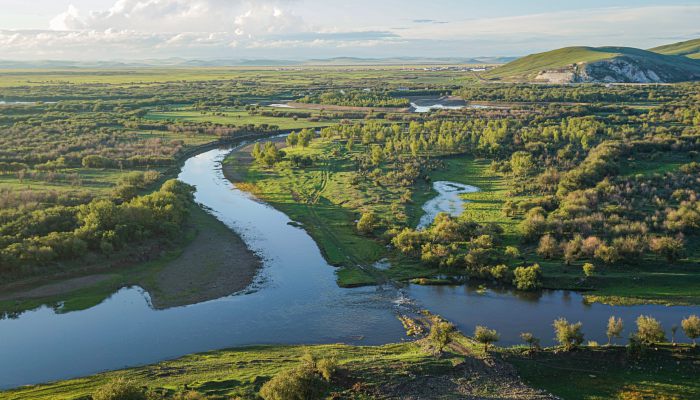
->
<box><xmin>0</xmin><ymin>0</ymin><xmax>698</xmax><ymax>61</ymax></box>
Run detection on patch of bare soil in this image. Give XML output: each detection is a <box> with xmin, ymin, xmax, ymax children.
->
<box><xmin>144</xmin><ymin>211</ymin><xmax>262</xmax><ymax>309</ymax></box>
<box><xmin>373</xmin><ymin>344</ymin><xmax>557</xmax><ymax>400</ymax></box>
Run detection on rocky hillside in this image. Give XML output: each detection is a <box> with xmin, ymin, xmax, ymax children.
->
<box><xmin>487</xmin><ymin>45</ymin><xmax>700</xmax><ymax>83</ymax></box>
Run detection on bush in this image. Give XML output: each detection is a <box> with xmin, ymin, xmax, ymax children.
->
<box><xmin>428</xmin><ymin>317</ymin><xmax>455</xmax><ymax>354</ymax></box>
<box><xmin>474</xmin><ymin>325</ymin><xmax>500</xmax><ymax>351</ymax></box>
<box><xmin>512</xmin><ymin>264</ymin><xmax>542</xmax><ymax>291</ymax></box>
<box><xmin>520</xmin><ymin>332</ymin><xmax>541</xmax><ymax>350</ymax></box>
<box><xmin>259</xmin><ymin>352</ymin><xmax>337</xmax><ymax>400</ymax></box>
<box><xmin>681</xmin><ymin>315</ymin><xmax>700</xmax><ymax>346</ymax></box>
<box><xmin>356</xmin><ymin>211</ymin><xmax>378</xmax><ymax>234</ymax></box>
<box><xmin>582</xmin><ymin>263</ymin><xmax>596</xmax><ymax>278</ymax></box>
<box><xmin>259</xmin><ymin>366</ymin><xmax>326</xmax><ymax>400</ymax></box>
<box><xmin>537</xmin><ymin>234</ymin><xmax>560</xmax><ymax>259</ymax></box>
<box><xmin>92</xmin><ymin>378</ymin><xmax>146</xmax><ymax>400</ymax></box>
<box><xmin>635</xmin><ymin>315</ymin><xmax>665</xmax><ymax>345</ymax></box>
<box><xmin>553</xmin><ymin>317</ymin><xmax>584</xmax><ymax>351</ymax></box>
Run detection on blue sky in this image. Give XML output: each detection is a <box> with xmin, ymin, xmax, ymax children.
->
<box><xmin>0</xmin><ymin>0</ymin><xmax>698</xmax><ymax>60</ymax></box>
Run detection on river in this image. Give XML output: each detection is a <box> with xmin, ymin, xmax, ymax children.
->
<box><xmin>0</xmin><ymin>143</ymin><xmax>697</xmax><ymax>389</ymax></box>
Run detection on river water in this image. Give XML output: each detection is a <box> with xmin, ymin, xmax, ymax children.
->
<box><xmin>0</xmin><ymin>144</ymin><xmax>697</xmax><ymax>389</ymax></box>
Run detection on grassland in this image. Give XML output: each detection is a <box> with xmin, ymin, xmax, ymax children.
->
<box><xmin>651</xmin><ymin>38</ymin><xmax>700</xmax><ymax>59</ymax></box>
<box><xmin>5</xmin><ymin>324</ymin><xmax>698</xmax><ymax>400</ymax></box>
<box><xmin>507</xmin><ymin>345</ymin><xmax>700</xmax><ymax>400</ymax></box>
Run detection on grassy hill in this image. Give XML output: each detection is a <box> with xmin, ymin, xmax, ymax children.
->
<box><xmin>651</xmin><ymin>38</ymin><xmax>700</xmax><ymax>59</ymax></box>
<box><xmin>486</xmin><ymin>45</ymin><xmax>700</xmax><ymax>83</ymax></box>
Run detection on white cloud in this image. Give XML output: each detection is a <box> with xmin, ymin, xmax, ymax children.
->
<box><xmin>0</xmin><ymin>2</ymin><xmax>698</xmax><ymax>60</ymax></box>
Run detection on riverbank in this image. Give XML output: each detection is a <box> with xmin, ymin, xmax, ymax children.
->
<box><xmin>0</xmin><ymin>205</ymin><xmax>262</xmax><ymax>314</ymax></box>
<box><xmin>5</xmin><ymin>326</ymin><xmax>698</xmax><ymax>400</ymax></box>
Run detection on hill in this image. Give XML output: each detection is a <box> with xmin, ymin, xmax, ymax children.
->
<box><xmin>486</xmin><ymin>46</ymin><xmax>700</xmax><ymax>83</ymax></box>
<box><xmin>650</xmin><ymin>38</ymin><xmax>700</xmax><ymax>59</ymax></box>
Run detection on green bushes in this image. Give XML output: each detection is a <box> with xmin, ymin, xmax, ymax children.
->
<box><xmin>92</xmin><ymin>378</ymin><xmax>147</xmax><ymax>400</ymax></box>
<box><xmin>0</xmin><ymin>180</ymin><xmax>194</xmax><ymax>272</ymax></box>
<box><xmin>259</xmin><ymin>352</ymin><xmax>338</xmax><ymax>400</ymax></box>
<box><xmin>512</xmin><ymin>264</ymin><xmax>542</xmax><ymax>291</ymax></box>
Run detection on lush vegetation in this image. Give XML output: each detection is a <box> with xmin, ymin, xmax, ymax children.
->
<box><xmin>226</xmin><ymin>83</ymin><xmax>700</xmax><ymax>303</ymax></box>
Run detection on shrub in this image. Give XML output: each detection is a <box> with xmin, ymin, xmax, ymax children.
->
<box><xmin>582</xmin><ymin>263</ymin><xmax>596</xmax><ymax>278</ymax></box>
<box><xmin>681</xmin><ymin>315</ymin><xmax>700</xmax><ymax>346</ymax></box>
<box><xmin>512</xmin><ymin>264</ymin><xmax>542</xmax><ymax>291</ymax></box>
<box><xmin>606</xmin><ymin>316</ymin><xmax>624</xmax><ymax>345</ymax></box>
<box><xmin>259</xmin><ymin>366</ymin><xmax>326</xmax><ymax>400</ymax></box>
<box><xmin>537</xmin><ymin>234</ymin><xmax>560</xmax><ymax>259</ymax></box>
<box><xmin>520</xmin><ymin>332</ymin><xmax>541</xmax><ymax>350</ymax></box>
<box><xmin>356</xmin><ymin>211</ymin><xmax>378</xmax><ymax>234</ymax></box>
<box><xmin>635</xmin><ymin>315</ymin><xmax>665</xmax><ymax>345</ymax></box>
<box><xmin>474</xmin><ymin>325</ymin><xmax>500</xmax><ymax>351</ymax></box>
<box><xmin>553</xmin><ymin>317</ymin><xmax>584</xmax><ymax>351</ymax></box>
<box><xmin>92</xmin><ymin>378</ymin><xmax>146</xmax><ymax>400</ymax></box>
<box><xmin>428</xmin><ymin>317</ymin><xmax>455</xmax><ymax>354</ymax></box>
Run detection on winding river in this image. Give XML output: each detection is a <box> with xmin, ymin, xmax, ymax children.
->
<box><xmin>0</xmin><ymin>143</ymin><xmax>698</xmax><ymax>389</ymax></box>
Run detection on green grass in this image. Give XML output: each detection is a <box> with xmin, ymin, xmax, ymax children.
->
<box><xmin>507</xmin><ymin>345</ymin><xmax>700</xmax><ymax>400</ymax></box>
<box><xmin>487</xmin><ymin>45</ymin><xmax>700</xmax><ymax>80</ymax></box>
<box><xmin>651</xmin><ymin>38</ymin><xmax>700</xmax><ymax>59</ymax></box>
<box><xmin>1</xmin><ymin>341</ymin><xmax>451</xmax><ymax>400</ymax></box>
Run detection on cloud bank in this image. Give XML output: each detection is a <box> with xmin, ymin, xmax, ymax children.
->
<box><xmin>0</xmin><ymin>0</ymin><xmax>698</xmax><ymax>60</ymax></box>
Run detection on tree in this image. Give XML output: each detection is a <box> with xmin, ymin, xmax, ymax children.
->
<box><xmin>474</xmin><ymin>325</ymin><xmax>500</xmax><ymax>351</ymax></box>
<box><xmin>510</xmin><ymin>151</ymin><xmax>535</xmax><ymax>177</ymax></box>
<box><xmin>428</xmin><ymin>317</ymin><xmax>454</xmax><ymax>354</ymax></box>
<box><xmin>583</xmin><ymin>263</ymin><xmax>596</xmax><ymax>278</ymax></box>
<box><xmin>606</xmin><ymin>316</ymin><xmax>623</xmax><ymax>345</ymax></box>
<box><xmin>370</xmin><ymin>145</ymin><xmax>383</xmax><ymax>166</ymax></box>
<box><xmin>356</xmin><ymin>212</ymin><xmax>378</xmax><ymax>235</ymax></box>
<box><xmin>553</xmin><ymin>317</ymin><xmax>584</xmax><ymax>351</ymax></box>
<box><xmin>649</xmin><ymin>236</ymin><xmax>684</xmax><ymax>262</ymax></box>
<box><xmin>512</xmin><ymin>264</ymin><xmax>542</xmax><ymax>291</ymax></box>
<box><xmin>635</xmin><ymin>315</ymin><xmax>665</xmax><ymax>345</ymax></box>
<box><xmin>537</xmin><ymin>234</ymin><xmax>560</xmax><ymax>259</ymax></box>
<box><xmin>681</xmin><ymin>315</ymin><xmax>700</xmax><ymax>346</ymax></box>
<box><xmin>504</xmin><ymin>245</ymin><xmax>520</xmax><ymax>259</ymax></box>
<box><xmin>520</xmin><ymin>332</ymin><xmax>541</xmax><ymax>350</ymax></box>
<box><xmin>595</xmin><ymin>244</ymin><xmax>620</xmax><ymax>264</ymax></box>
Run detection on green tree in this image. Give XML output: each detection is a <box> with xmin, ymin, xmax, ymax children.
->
<box><xmin>635</xmin><ymin>315</ymin><xmax>665</xmax><ymax>345</ymax></box>
<box><xmin>512</xmin><ymin>264</ymin><xmax>542</xmax><ymax>291</ymax></box>
<box><xmin>510</xmin><ymin>151</ymin><xmax>535</xmax><ymax>177</ymax></box>
<box><xmin>474</xmin><ymin>325</ymin><xmax>500</xmax><ymax>351</ymax></box>
<box><xmin>520</xmin><ymin>332</ymin><xmax>541</xmax><ymax>350</ymax></box>
<box><xmin>681</xmin><ymin>315</ymin><xmax>700</xmax><ymax>346</ymax></box>
<box><xmin>428</xmin><ymin>317</ymin><xmax>454</xmax><ymax>354</ymax></box>
<box><xmin>356</xmin><ymin>212</ymin><xmax>378</xmax><ymax>235</ymax></box>
<box><xmin>606</xmin><ymin>316</ymin><xmax>623</xmax><ymax>345</ymax></box>
<box><xmin>553</xmin><ymin>317</ymin><xmax>584</xmax><ymax>351</ymax></box>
